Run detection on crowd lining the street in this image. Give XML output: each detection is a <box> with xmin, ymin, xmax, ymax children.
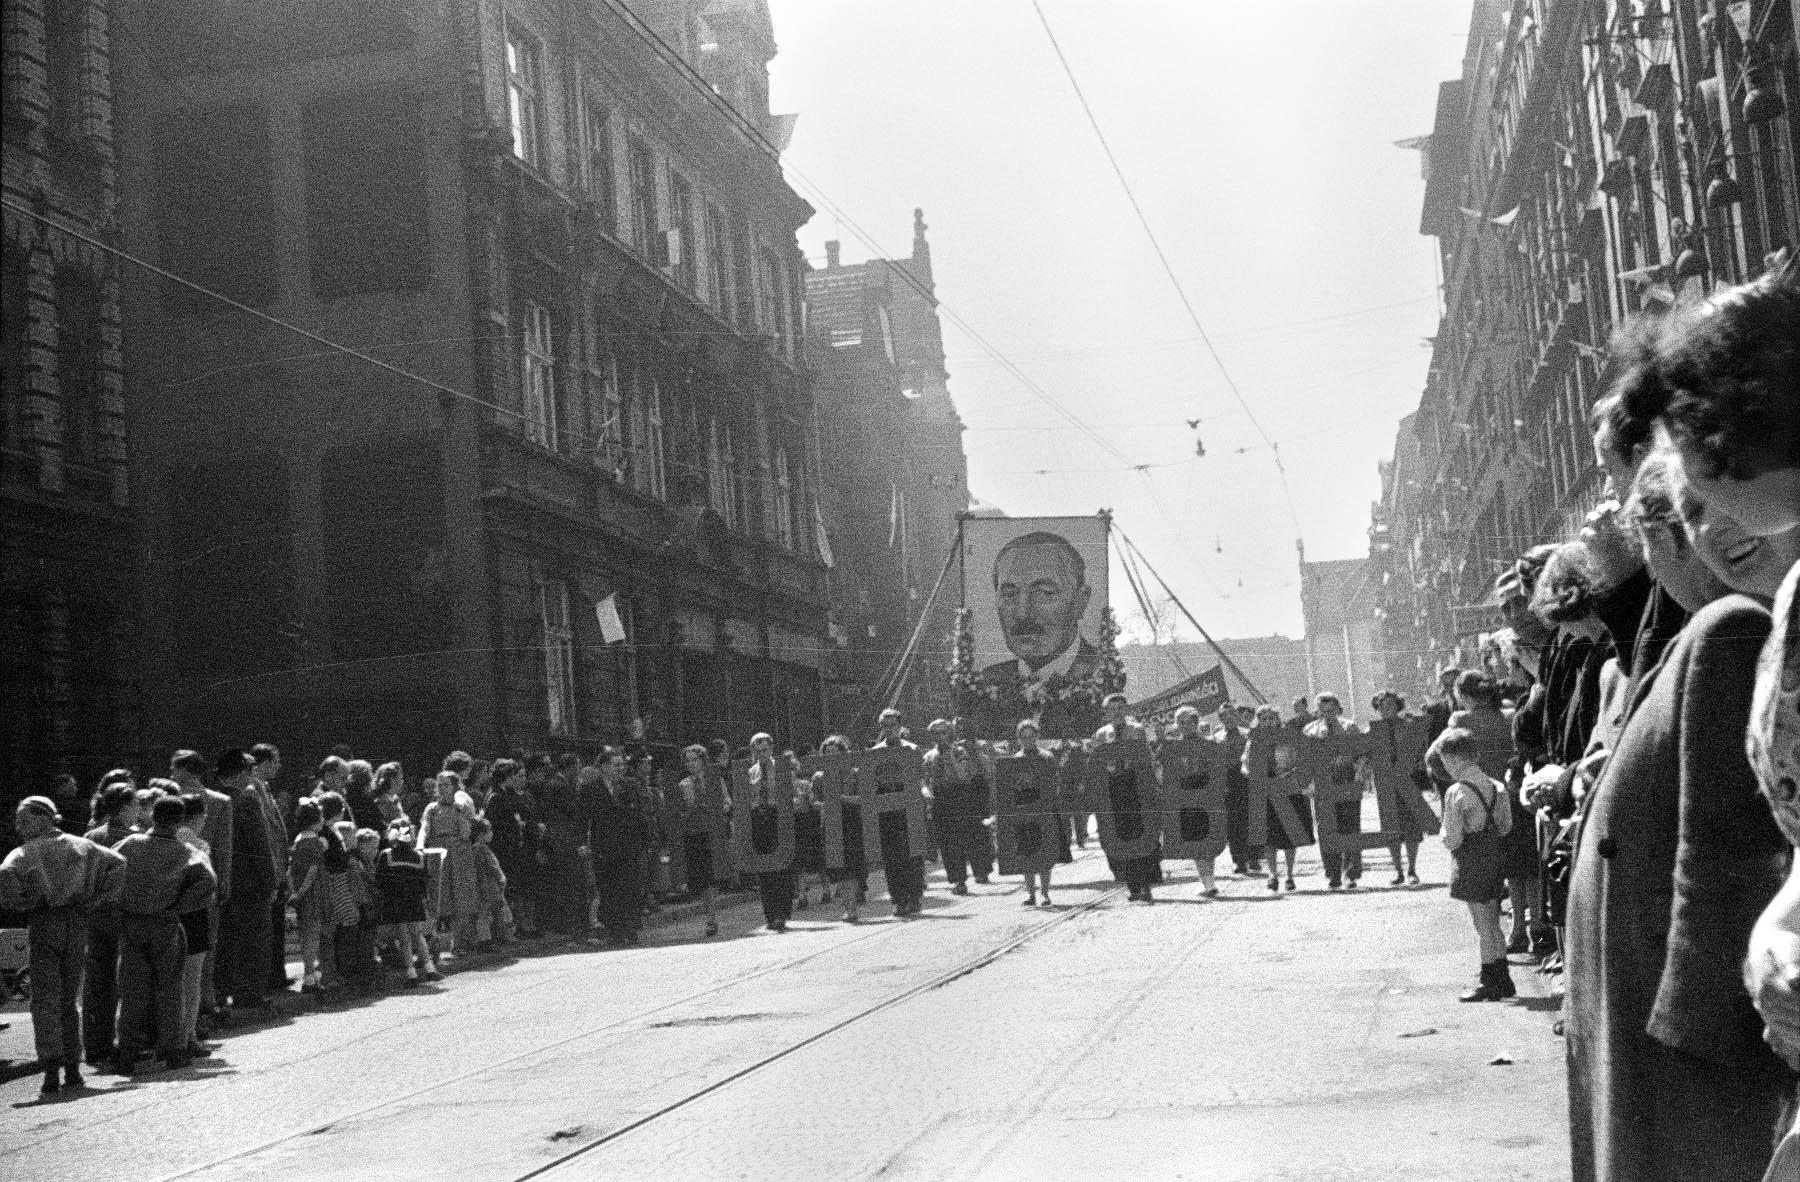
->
<box><xmin>0</xmin><ymin>263</ymin><xmax>1795</xmax><ymax>1182</ymax></box>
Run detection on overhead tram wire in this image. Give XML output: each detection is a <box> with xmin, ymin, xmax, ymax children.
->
<box><xmin>1028</xmin><ymin>1</ymin><xmax>1306</xmax><ymax>544</ymax></box>
<box><xmin>596</xmin><ymin>0</ymin><xmax>1138</xmax><ymax>471</ymax></box>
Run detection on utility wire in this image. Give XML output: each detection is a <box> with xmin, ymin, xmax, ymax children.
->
<box><xmin>1029</xmin><ymin>0</ymin><xmax>1305</xmax><ymax>542</ymax></box>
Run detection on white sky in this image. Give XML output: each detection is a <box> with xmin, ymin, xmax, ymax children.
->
<box><xmin>768</xmin><ymin>0</ymin><xmax>1473</xmax><ymax>641</ymax></box>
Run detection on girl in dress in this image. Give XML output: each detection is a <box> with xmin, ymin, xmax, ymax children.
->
<box><xmin>816</xmin><ymin>735</ymin><xmax>868</xmax><ymax>923</ymax></box>
<box><xmin>1367</xmin><ymin>692</ymin><xmax>1430</xmax><ymax>885</ymax></box>
<box><xmin>375</xmin><ymin>820</ymin><xmax>437</xmax><ymax>984</ymax></box>
<box><xmin>289</xmin><ymin>799</ymin><xmax>327</xmax><ymax>994</ymax></box>
<box><xmin>417</xmin><ymin>771</ymin><xmax>481</xmax><ymax>958</ymax></box>
<box><xmin>789</xmin><ymin>752</ymin><xmax>829</xmax><ymax>911</ymax></box>
<box><xmin>1012</xmin><ymin>719</ymin><xmax>1059</xmax><ymax>907</ymax></box>
<box><xmin>1245</xmin><ymin>705</ymin><xmax>1311</xmax><ymax>891</ymax></box>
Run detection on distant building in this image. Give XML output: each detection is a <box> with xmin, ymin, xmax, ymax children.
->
<box><xmin>1377</xmin><ymin>0</ymin><xmax>1798</xmax><ymax>682</ymax></box>
<box><xmin>1300</xmin><ymin>557</ymin><xmax>1383</xmax><ymax>713</ymax></box>
<box><xmin>113</xmin><ymin>0</ymin><xmax>828</xmax><ymax>766</ymax></box>
<box><xmin>1</xmin><ymin>0</ymin><xmax>141</xmax><ymax>812</ymax></box>
<box><xmin>806</xmin><ymin>213</ymin><xmax>969</xmax><ymax>736</ymax></box>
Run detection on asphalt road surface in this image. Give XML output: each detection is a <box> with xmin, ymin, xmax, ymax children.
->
<box><xmin>1</xmin><ymin>836</ymin><xmax>1567</xmax><ymax>1182</ymax></box>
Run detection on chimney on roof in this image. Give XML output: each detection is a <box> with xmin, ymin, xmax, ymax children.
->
<box><xmin>825</xmin><ymin>240</ymin><xmax>840</xmax><ymax>269</ymax></box>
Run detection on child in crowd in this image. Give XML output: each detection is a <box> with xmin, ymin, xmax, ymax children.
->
<box><xmin>340</xmin><ymin>829</ymin><xmax>383</xmax><ymax>991</ymax></box>
<box><xmin>174</xmin><ymin>791</ymin><xmax>212</xmax><ymax>1054</ymax></box>
<box><xmin>289</xmin><ymin>800</ymin><xmax>327</xmax><ymax>994</ymax></box>
<box><xmin>1436</xmin><ymin>726</ymin><xmax>1516</xmax><ymax>1002</ymax></box>
<box><xmin>470</xmin><ymin>818</ymin><xmax>512</xmax><ymax>949</ymax></box>
<box><xmin>376</xmin><ymin>821</ymin><xmax>437</xmax><ymax>984</ymax></box>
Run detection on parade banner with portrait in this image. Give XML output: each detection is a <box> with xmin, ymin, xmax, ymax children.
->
<box><xmin>858</xmin><ymin>744</ymin><xmax>930</xmax><ymax>860</ymax></box>
<box><xmin>1156</xmin><ymin>738</ymin><xmax>1229</xmax><ymax>860</ymax></box>
<box><xmin>1081</xmin><ymin>731</ymin><xmax>1161</xmax><ymax>860</ymax></box>
<box><xmin>729</xmin><ymin>757</ymin><xmax>795</xmax><ymax>874</ymax></box>
<box><xmin>993</xmin><ymin>752</ymin><xmax>1061</xmax><ymax>875</ymax></box>
<box><xmin>951</xmin><ymin>515</ymin><xmax>1122</xmax><ymax>740</ymax></box>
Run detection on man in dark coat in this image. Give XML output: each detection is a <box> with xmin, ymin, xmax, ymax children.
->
<box><xmin>868</xmin><ymin>709</ymin><xmax>927</xmax><ymax>916</ymax></box>
<box><xmin>1565</xmin><ymin>593</ymin><xmax>1794</xmax><ymax>1182</ymax></box>
<box><xmin>585</xmin><ymin>748</ymin><xmax>649</xmax><ymax>946</ymax></box>
<box><xmin>213</xmin><ymin>750</ymin><xmax>277</xmax><ymax>1011</ymax></box>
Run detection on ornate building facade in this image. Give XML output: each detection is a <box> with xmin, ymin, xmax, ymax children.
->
<box><xmin>806</xmin><ymin>214</ymin><xmax>970</xmax><ymax>737</ymax></box>
<box><xmin>1</xmin><ymin>0</ymin><xmax>140</xmax><ymax>815</ymax></box>
<box><xmin>115</xmin><ymin>0</ymin><xmax>828</xmax><ymax>769</ymax></box>
<box><xmin>1373</xmin><ymin>0</ymin><xmax>1799</xmax><ymax>693</ymax></box>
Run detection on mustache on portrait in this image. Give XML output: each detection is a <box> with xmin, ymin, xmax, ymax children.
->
<box><xmin>1005</xmin><ymin>619</ymin><xmax>1046</xmax><ymax>637</ymax></box>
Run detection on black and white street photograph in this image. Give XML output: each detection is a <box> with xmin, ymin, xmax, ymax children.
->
<box><xmin>2</xmin><ymin>2</ymin><xmax>1798</xmax><ymax>1180</ymax></box>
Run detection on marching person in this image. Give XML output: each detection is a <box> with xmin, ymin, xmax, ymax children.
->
<box><xmin>923</xmin><ymin>718</ymin><xmax>995</xmax><ymax>895</ymax></box>
<box><xmin>111</xmin><ymin>795</ymin><xmax>215</xmax><ymax>1074</ymax></box>
<box><xmin>1010</xmin><ymin>719</ymin><xmax>1060</xmax><ymax>906</ymax></box>
<box><xmin>1093</xmin><ymin>693</ymin><xmax>1160</xmax><ymax>903</ymax></box>
<box><xmin>1303</xmin><ymin>693</ymin><xmax>1367</xmax><ymax>890</ymax></box>
<box><xmin>1365</xmin><ymin>692</ymin><xmax>1430</xmax><ymax>885</ymax></box>
<box><xmin>1246</xmin><ymin>704</ymin><xmax>1312</xmax><ymax>892</ymax></box>
<box><xmin>1169</xmin><ymin>706</ymin><xmax>1222</xmax><ymax>895</ymax></box>
<box><xmin>677</xmin><ymin>745</ymin><xmax>726</xmax><ymax>937</ymax></box>
<box><xmin>869</xmin><ymin>708</ymin><xmax>928</xmax><ymax>917</ymax></box>
<box><xmin>0</xmin><ymin>796</ymin><xmax>126</xmax><ymax>1095</ymax></box>
<box><xmin>1218</xmin><ymin>705</ymin><xmax>1259</xmax><ymax>876</ymax></box>
<box><xmin>744</xmin><ymin>733</ymin><xmax>795</xmax><ymax>933</ymax></box>
<box><xmin>816</xmin><ymin>735</ymin><xmax>869</xmax><ymax>923</ymax></box>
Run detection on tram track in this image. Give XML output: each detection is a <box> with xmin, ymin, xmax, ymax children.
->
<box><xmin>514</xmin><ymin>880</ymin><xmax>1127</xmax><ymax>1181</ymax></box>
<box><xmin>139</xmin><ymin>851</ymin><xmax>1119</xmax><ymax>1182</ymax></box>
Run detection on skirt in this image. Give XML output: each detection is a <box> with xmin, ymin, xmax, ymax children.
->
<box><xmin>682</xmin><ymin>831</ymin><xmax>717</xmax><ymax>894</ymax></box>
<box><xmin>1449</xmin><ymin>828</ymin><xmax>1505</xmax><ymax>902</ymax></box>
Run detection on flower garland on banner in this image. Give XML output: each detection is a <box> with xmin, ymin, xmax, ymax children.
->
<box><xmin>949</xmin><ymin>607</ymin><xmax>1127</xmax><ymax>711</ymax></box>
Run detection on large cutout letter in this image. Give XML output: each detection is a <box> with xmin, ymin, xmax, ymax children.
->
<box><xmin>677</xmin><ymin>767</ymin><xmax>733</xmax><ymax>883</ymax></box>
<box><xmin>1157</xmin><ymin>738</ymin><xmax>1229</xmax><ymax>861</ymax></box>
<box><xmin>1306</xmin><ymin>728</ymin><xmax>1391</xmax><ymax>859</ymax></box>
<box><xmin>1244</xmin><ymin>729</ymin><xmax>1310</xmax><ymax>849</ymax></box>
<box><xmin>1083</xmin><ymin>735</ymin><xmax>1160</xmax><ymax>860</ymax></box>
<box><xmin>800</xmin><ymin>751</ymin><xmax>857</xmax><ymax>870</ymax></box>
<box><xmin>1367</xmin><ymin>715</ymin><xmax>1442</xmax><ymax>838</ymax></box>
<box><xmin>859</xmin><ymin>745</ymin><xmax>930</xmax><ymax>860</ymax></box>
<box><xmin>993</xmin><ymin>754</ymin><xmax>1060</xmax><ymax>875</ymax></box>
<box><xmin>729</xmin><ymin>757</ymin><xmax>795</xmax><ymax>873</ymax></box>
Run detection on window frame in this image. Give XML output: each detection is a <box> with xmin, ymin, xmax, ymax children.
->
<box><xmin>581</xmin><ymin>99</ymin><xmax>616</xmax><ymax>231</ymax></box>
<box><xmin>521</xmin><ymin>301</ymin><xmax>558</xmax><ymax>450</ymax></box>
<box><xmin>505</xmin><ymin>26</ymin><xmax>545</xmax><ymax>170</ymax></box>
<box><xmin>540</xmin><ymin>579</ymin><xmax>576</xmax><ymax>736</ymax></box>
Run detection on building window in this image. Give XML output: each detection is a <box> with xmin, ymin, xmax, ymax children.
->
<box><xmin>773</xmin><ymin>448</ymin><xmax>795</xmax><ymax>550</ymax></box>
<box><xmin>44</xmin><ymin>0</ymin><xmax>86</xmax><ymax>136</ymax></box>
<box><xmin>54</xmin><ymin>267</ymin><xmax>103</xmax><ymax>467</ymax></box>
<box><xmin>582</xmin><ymin>101</ymin><xmax>615</xmax><ymax>231</ymax></box>
<box><xmin>634</xmin><ymin>374</ymin><xmax>667</xmax><ymax>500</ymax></box>
<box><xmin>589</xmin><ymin>350</ymin><xmax>624</xmax><ymax>475</ymax></box>
<box><xmin>628</xmin><ymin>137</ymin><xmax>658</xmax><ymax>256</ymax></box>
<box><xmin>521</xmin><ymin>301</ymin><xmax>558</xmax><ymax>449</ymax></box>
<box><xmin>540</xmin><ymin>579</ymin><xmax>575</xmax><ymax>735</ymax></box>
<box><xmin>709</xmin><ymin>417</ymin><xmax>739</xmax><ymax>528</ymax></box>
<box><xmin>668</xmin><ymin>171</ymin><xmax>696</xmax><ymax>291</ymax></box>
<box><xmin>505</xmin><ymin>27</ymin><xmax>544</xmax><ymax>169</ymax></box>
<box><xmin>704</xmin><ymin>203</ymin><xmax>733</xmax><ymax>319</ymax></box>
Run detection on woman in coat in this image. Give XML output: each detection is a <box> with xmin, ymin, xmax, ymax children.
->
<box><xmin>1563</xmin><ymin>560</ymin><xmax>1790</xmax><ymax>1182</ymax></box>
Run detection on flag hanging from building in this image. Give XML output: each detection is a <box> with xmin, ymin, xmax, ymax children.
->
<box><xmin>814</xmin><ymin>502</ymin><xmax>835</xmax><ymax>567</ymax></box>
<box><xmin>595</xmin><ymin>593</ymin><xmax>627</xmax><ymax>644</ymax></box>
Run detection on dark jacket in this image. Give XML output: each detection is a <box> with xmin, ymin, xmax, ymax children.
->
<box><xmin>1565</xmin><ymin>595</ymin><xmax>1793</xmax><ymax>1182</ymax></box>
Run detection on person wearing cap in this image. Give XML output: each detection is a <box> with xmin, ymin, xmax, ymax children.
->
<box><xmin>110</xmin><ymin>795</ymin><xmax>217</xmax><ymax>1074</ymax></box>
<box><xmin>0</xmin><ymin>796</ymin><xmax>126</xmax><ymax>1094</ymax></box>
<box><xmin>214</xmin><ymin>749</ymin><xmax>278</xmax><ymax>1012</ymax></box>
<box><xmin>169</xmin><ymin>749</ymin><xmax>232</xmax><ymax>1026</ymax></box>
<box><xmin>923</xmin><ymin>718</ymin><xmax>995</xmax><ymax>895</ymax></box>
<box><xmin>869</xmin><ymin>708</ymin><xmax>928</xmax><ymax>916</ymax></box>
